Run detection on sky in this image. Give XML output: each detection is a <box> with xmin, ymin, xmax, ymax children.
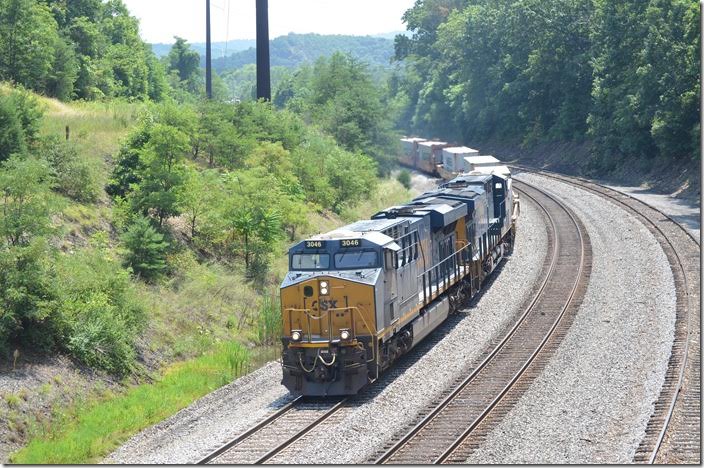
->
<box><xmin>122</xmin><ymin>0</ymin><xmax>417</xmax><ymax>44</ymax></box>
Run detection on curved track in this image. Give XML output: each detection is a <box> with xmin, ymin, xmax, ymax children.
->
<box><xmin>375</xmin><ymin>180</ymin><xmax>592</xmax><ymax>464</ymax></box>
<box><xmin>512</xmin><ymin>167</ymin><xmax>700</xmax><ymax>465</ymax></box>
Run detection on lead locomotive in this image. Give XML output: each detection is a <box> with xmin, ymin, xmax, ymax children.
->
<box><xmin>279</xmin><ymin>150</ymin><xmax>519</xmax><ymax>395</ymax></box>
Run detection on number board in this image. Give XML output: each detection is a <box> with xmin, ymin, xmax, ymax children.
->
<box><xmin>305</xmin><ymin>240</ymin><xmax>325</xmax><ymax>249</ymax></box>
<box><xmin>339</xmin><ymin>239</ymin><xmax>361</xmax><ymax>248</ymax></box>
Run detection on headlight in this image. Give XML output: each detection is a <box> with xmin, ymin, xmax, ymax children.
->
<box><xmin>340</xmin><ymin>329</ymin><xmax>351</xmax><ymax>341</ymax></box>
<box><xmin>291</xmin><ymin>330</ymin><xmax>302</xmax><ymax>342</ymax></box>
<box><xmin>320</xmin><ymin>287</ymin><xmax>328</xmax><ymax>295</ymax></box>
<box><xmin>320</xmin><ymin>281</ymin><xmax>328</xmax><ymax>288</ymax></box>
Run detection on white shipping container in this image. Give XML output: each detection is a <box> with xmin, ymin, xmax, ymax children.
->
<box><xmin>442</xmin><ymin>146</ymin><xmax>480</xmax><ymax>172</ymax></box>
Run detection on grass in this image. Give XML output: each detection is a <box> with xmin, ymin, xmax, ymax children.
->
<box><xmin>4</xmin><ymin>393</ymin><xmax>21</xmax><ymax>408</ymax></box>
<box><xmin>40</xmin><ymin>99</ymin><xmax>143</xmax><ymax>161</ymax></box>
<box><xmin>10</xmin><ymin>340</ymin><xmax>250</xmax><ymax>464</ymax></box>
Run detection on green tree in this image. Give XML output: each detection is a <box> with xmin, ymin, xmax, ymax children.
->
<box><xmin>121</xmin><ymin>216</ymin><xmax>168</xmax><ymax>281</ymax></box>
<box><xmin>39</xmin><ymin>136</ymin><xmax>99</xmax><ymax>202</ymax></box>
<box><xmin>0</xmin><ymin>96</ymin><xmax>27</xmax><ymax>160</ymax></box>
<box><xmin>178</xmin><ymin>167</ymin><xmax>220</xmax><ymax>238</ymax></box>
<box><xmin>0</xmin><ymin>0</ymin><xmax>60</xmax><ymax>93</ymax></box>
<box><xmin>0</xmin><ymin>156</ymin><xmax>54</xmax><ymax>246</ymax></box>
<box><xmin>168</xmin><ymin>36</ymin><xmax>201</xmax><ymax>83</ymax></box>
<box><xmin>132</xmin><ymin>124</ymin><xmax>189</xmax><ymax>226</ymax></box>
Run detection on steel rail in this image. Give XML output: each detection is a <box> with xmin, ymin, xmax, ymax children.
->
<box><xmin>376</xmin><ymin>180</ymin><xmax>587</xmax><ymax>464</ymax></box>
<box><xmin>196</xmin><ymin>396</ymin><xmax>303</xmax><ymax>464</ymax></box>
<box><xmin>511</xmin><ymin>166</ymin><xmax>698</xmax><ymax>464</ymax></box>
<box><xmin>253</xmin><ymin>398</ymin><xmax>347</xmax><ymax>464</ymax></box>
<box><xmin>435</xmin><ymin>181</ymin><xmax>587</xmax><ymax>463</ymax></box>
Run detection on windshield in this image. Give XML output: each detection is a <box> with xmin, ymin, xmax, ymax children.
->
<box><xmin>334</xmin><ymin>251</ymin><xmax>378</xmax><ymax>269</ymax></box>
<box><xmin>291</xmin><ymin>253</ymin><xmax>330</xmax><ymax>270</ymax></box>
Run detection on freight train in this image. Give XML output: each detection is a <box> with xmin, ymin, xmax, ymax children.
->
<box><xmin>278</xmin><ymin>138</ymin><xmax>519</xmax><ymax>396</ymax></box>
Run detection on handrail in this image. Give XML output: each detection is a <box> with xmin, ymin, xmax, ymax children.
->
<box><xmin>417</xmin><ymin>242</ymin><xmax>472</xmax><ymax>305</ymax></box>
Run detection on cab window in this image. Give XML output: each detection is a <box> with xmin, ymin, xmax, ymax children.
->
<box><xmin>291</xmin><ymin>253</ymin><xmax>330</xmax><ymax>270</ymax></box>
<box><xmin>334</xmin><ymin>251</ymin><xmax>378</xmax><ymax>269</ymax></box>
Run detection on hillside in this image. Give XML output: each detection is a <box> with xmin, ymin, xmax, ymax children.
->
<box><xmin>150</xmin><ymin>40</ymin><xmax>256</xmax><ymax>59</ymax></box>
<box><xmin>210</xmin><ymin>33</ymin><xmax>394</xmax><ymax>72</ymax></box>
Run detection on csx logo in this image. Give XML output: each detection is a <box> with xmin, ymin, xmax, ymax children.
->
<box><xmin>311</xmin><ymin>299</ymin><xmax>338</xmax><ymax>311</ymax></box>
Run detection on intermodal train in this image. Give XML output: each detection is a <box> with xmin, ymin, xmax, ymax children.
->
<box><xmin>278</xmin><ymin>137</ymin><xmax>520</xmax><ymax>396</ymax></box>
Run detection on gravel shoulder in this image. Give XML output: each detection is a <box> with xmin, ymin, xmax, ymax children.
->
<box><xmin>466</xmin><ymin>173</ymin><xmax>677</xmax><ymax>464</ymax></box>
<box><xmin>603</xmin><ymin>183</ymin><xmax>699</xmax><ymax>239</ymax></box>
<box><xmin>104</xmin><ymin>192</ymin><xmax>549</xmax><ymax>465</ymax></box>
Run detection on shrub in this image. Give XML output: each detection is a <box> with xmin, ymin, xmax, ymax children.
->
<box><xmin>0</xmin><ymin>239</ymin><xmax>57</xmax><ymax>353</ymax></box>
<box><xmin>54</xmin><ymin>248</ymin><xmax>146</xmax><ymax>375</ymax></box>
<box><xmin>256</xmin><ymin>293</ymin><xmax>281</xmax><ymax>346</ymax></box>
<box><xmin>121</xmin><ymin>216</ymin><xmax>168</xmax><ymax>281</ymax></box>
<box><xmin>396</xmin><ymin>169</ymin><xmax>411</xmax><ymax>189</ymax></box>
<box><xmin>38</xmin><ymin>136</ymin><xmax>100</xmax><ymax>202</ymax></box>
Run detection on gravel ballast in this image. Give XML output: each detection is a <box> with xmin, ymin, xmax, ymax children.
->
<box><xmin>105</xmin><ymin>195</ymin><xmax>549</xmax><ymax>464</ymax></box>
<box><xmin>465</xmin><ymin>173</ymin><xmax>677</xmax><ymax>464</ymax></box>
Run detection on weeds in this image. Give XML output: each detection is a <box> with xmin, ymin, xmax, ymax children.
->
<box><xmin>11</xmin><ymin>340</ymin><xmax>251</xmax><ymax>464</ymax></box>
<box><xmin>4</xmin><ymin>393</ymin><xmax>21</xmax><ymax>407</ymax></box>
<box><xmin>257</xmin><ymin>293</ymin><xmax>281</xmax><ymax>346</ymax></box>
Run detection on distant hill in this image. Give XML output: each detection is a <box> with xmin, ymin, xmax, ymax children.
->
<box><xmin>150</xmin><ymin>40</ymin><xmax>256</xmax><ymax>59</ymax></box>
<box><xmin>209</xmin><ymin>33</ymin><xmax>395</xmax><ymax>72</ymax></box>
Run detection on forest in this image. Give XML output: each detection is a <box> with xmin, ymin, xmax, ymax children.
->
<box><xmin>389</xmin><ymin>0</ymin><xmax>700</xmax><ymax>171</ymax></box>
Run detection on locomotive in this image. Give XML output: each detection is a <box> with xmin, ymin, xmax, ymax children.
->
<box><xmin>279</xmin><ymin>143</ymin><xmax>520</xmax><ymax>396</ymax></box>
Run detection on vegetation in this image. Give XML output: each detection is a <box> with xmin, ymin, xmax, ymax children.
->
<box><xmin>390</xmin><ymin>0</ymin><xmax>700</xmax><ymax>168</ymax></box>
<box><xmin>10</xmin><ymin>340</ymin><xmax>250</xmax><ymax>464</ymax></box>
<box><xmin>0</xmin><ymin>0</ymin><xmax>167</xmax><ymax>101</ymax></box>
<box><xmin>274</xmin><ymin>52</ymin><xmax>399</xmax><ymax>174</ymax></box>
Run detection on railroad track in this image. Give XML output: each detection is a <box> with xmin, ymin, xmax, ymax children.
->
<box><xmin>196</xmin><ymin>396</ymin><xmax>346</xmax><ymax>464</ymax></box>
<box><xmin>373</xmin><ymin>180</ymin><xmax>592</xmax><ymax>464</ymax></box>
<box><xmin>197</xmin><ymin>292</ymin><xmax>516</xmax><ymax>465</ymax></box>
<box><xmin>512</xmin><ymin>167</ymin><xmax>700</xmax><ymax>464</ymax></box>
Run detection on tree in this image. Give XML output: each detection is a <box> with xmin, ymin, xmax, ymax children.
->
<box><xmin>131</xmin><ymin>124</ymin><xmax>189</xmax><ymax>226</ymax></box>
<box><xmin>178</xmin><ymin>167</ymin><xmax>220</xmax><ymax>238</ymax></box>
<box><xmin>0</xmin><ymin>97</ymin><xmax>27</xmax><ymax>161</ymax></box>
<box><xmin>168</xmin><ymin>37</ymin><xmax>201</xmax><ymax>83</ymax></box>
<box><xmin>0</xmin><ymin>156</ymin><xmax>54</xmax><ymax>247</ymax></box>
<box><xmin>47</xmin><ymin>36</ymin><xmax>79</xmax><ymax>101</ymax></box>
<box><xmin>121</xmin><ymin>216</ymin><xmax>168</xmax><ymax>281</ymax></box>
<box><xmin>0</xmin><ymin>0</ymin><xmax>60</xmax><ymax>92</ymax></box>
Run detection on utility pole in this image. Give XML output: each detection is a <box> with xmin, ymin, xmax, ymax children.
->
<box><xmin>255</xmin><ymin>0</ymin><xmax>271</xmax><ymax>101</ymax></box>
<box><xmin>205</xmin><ymin>0</ymin><xmax>212</xmax><ymax>99</ymax></box>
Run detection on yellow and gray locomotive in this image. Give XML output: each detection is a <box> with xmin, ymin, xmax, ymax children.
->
<box><xmin>280</xmin><ymin>171</ymin><xmax>519</xmax><ymax>396</ymax></box>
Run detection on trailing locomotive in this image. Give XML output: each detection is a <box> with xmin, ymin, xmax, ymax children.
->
<box><xmin>279</xmin><ymin>160</ymin><xmax>520</xmax><ymax>396</ymax></box>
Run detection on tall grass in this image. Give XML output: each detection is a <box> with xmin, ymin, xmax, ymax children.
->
<box><xmin>257</xmin><ymin>293</ymin><xmax>282</xmax><ymax>346</ymax></box>
<box><xmin>11</xmin><ymin>340</ymin><xmax>250</xmax><ymax>464</ymax></box>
